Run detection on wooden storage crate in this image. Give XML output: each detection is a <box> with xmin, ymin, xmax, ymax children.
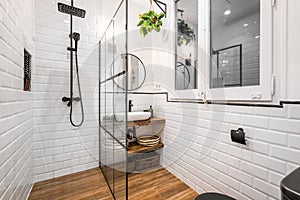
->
<box><xmin>135</xmin><ymin>152</ymin><xmax>160</xmax><ymax>171</ymax></box>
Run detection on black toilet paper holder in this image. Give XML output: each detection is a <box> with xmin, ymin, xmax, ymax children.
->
<box><xmin>231</xmin><ymin>128</ymin><xmax>247</xmax><ymax>145</ymax></box>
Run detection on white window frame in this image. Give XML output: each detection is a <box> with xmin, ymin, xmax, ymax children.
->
<box><xmin>199</xmin><ymin>0</ymin><xmax>274</xmax><ymax>102</ymax></box>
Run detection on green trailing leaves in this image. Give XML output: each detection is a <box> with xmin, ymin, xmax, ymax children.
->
<box><xmin>137</xmin><ymin>10</ymin><xmax>165</xmax><ymax>37</ymax></box>
<box><xmin>177</xmin><ymin>19</ymin><xmax>196</xmax><ymax>46</ymax></box>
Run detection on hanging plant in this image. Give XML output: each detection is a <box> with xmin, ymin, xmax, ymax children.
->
<box><xmin>137</xmin><ymin>0</ymin><xmax>165</xmax><ymax>37</ymax></box>
<box><xmin>177</xmin><ymin>19</ymin><xmax>196</xmax><ymax>46</ymax></box>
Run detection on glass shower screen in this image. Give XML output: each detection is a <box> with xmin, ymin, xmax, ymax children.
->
<box><xmin>99</xmin><ymin>0</ymin><xmax>128</xmax><ymax>199</ymax></box>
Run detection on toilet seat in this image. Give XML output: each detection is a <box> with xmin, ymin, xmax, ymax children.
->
<box><xmin>195</xmin><ymin>193</ymin><xmax>236</xmax><ymax>200</ymax></box>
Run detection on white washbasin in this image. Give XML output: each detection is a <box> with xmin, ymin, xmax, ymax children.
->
<box><xmin>115</xmin><ymin>112</ymin><xmax>151</xmax><ymax>122</ymax></box>
<box><xmin>128</xmin><ymin>112</ymin><xmax>151</xmax><ymax>122</ymax></box>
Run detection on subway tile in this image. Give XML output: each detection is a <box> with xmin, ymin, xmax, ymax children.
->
<box><xmin>247</xmin><ymin>139</ymin><xmax>269</xmax><ymax>155</ymax></box>
<box><xmin>254</xmin><ymin>129</ymin><xmax>288</xmax><ymax>146</ymax></box>
<box><xmin>254</xmin><ymin>107</ymin><xmax>286</xmax><ymax>118</ymax></box>
<box><xmin>242</xmin><ymin>115</ymin><xmax>269</xmax><ymax>129</ymax></box>
<box><xmin>253</xmin><ymin>178</ymin><xmax>280</xmax><ymax>199</ymax></box>
<box><xmin>287</xmin><ymin>105</ymin><xmax>300</xmax><ymax>119</ymax></box>
<box><xmin>270</xmin><ymin>145</ymin><xmax>300</xmax><ymax>164</ymax></box>
<box><xmin>270</xmin><ymin>118</ymin><xmax>300</xmax><ymax>134</ymax></box>
<box><xmin>240</xmin><ymin>161</ymin><xmax>268</xmax><ymax>180</ymax></box>
<box><xmin>288</xmin><ymin>134</ymin><xmax>300</xmax><ymax>150</ymax></box>
<box><xmin>253</xmin><ymin>153</ymin><xmax>287</xmax><ymax>174</ymax></box>
<box><xmin>269</xmin><ymin>171</ymin><xmax>285</xmax><ymax>187</ymax></box>
<box><xmin>228</xmin><ymin>167</ymin><xmax>253</xmax><ymax>186</ymax></box>
<box><xmin>240</xmin><ymin>183</ymin><xmax>268</xmax><ymax>200</ymax></box>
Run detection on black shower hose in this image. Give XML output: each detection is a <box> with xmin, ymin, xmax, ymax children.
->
<box><xmin>69</xmin><ymin>51</ymin><xmax>84</xmax><ymax>127</ymax></box>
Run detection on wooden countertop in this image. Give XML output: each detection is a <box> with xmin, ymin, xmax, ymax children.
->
<box><xmin>128</xmin><ymin>117</ymin><xmax>165</xmax><ymax>127</ymax></box>
<box><xmin>128</xmin><ymin>141</ymin><xmax>164</xmax><ymax>155</ymax></box>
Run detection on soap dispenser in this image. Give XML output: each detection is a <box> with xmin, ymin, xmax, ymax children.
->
<box><xmin>149</xmin><ymin>105</ymin><xmax>154</xmax><ymax>118</ymax></box>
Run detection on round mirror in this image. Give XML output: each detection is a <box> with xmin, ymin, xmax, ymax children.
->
<box><xmin>113</xmin><ymin>53</ymin><xmax>146</xmax><ymax>91</ymax></box>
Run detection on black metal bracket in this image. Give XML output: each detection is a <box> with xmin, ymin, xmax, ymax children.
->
<box><xmin>153</xmin><ymin>0</ymin><xmax>167</xmax><ymax>17</ymax></box>
<box><xmin>67</xmin><ymin>47</ymin><xmax>76</xmax><ymax>51</ymax></box>
<box><xmin>100</xmin><ymin>70</ymin><xmax>126</xmax><ymax>85</ymax></box>
<box><xmin>177</xmin><ymin>9</ymin><xmax>184</xmax><ymax>13</ymax></box>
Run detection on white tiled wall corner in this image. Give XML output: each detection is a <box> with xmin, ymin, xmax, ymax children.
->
<box><xmin>149</xmin><ymin>94</ymin><xmax>300</xmax><ymax>200</ymax></box>
<box><xmin>0</xmin><ymin>0</ymin><xmax>35</xmax><ymax>199</ymax></box>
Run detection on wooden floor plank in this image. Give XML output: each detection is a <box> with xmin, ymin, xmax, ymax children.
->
<box><xmin>29</xmin><ymin>167</ymin><xmax>198</xmax><ymax>200</ymax></box>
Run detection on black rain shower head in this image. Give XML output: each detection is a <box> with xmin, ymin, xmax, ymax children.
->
<box><xmin>58</xmin><ymin>3</ymin><xmax>86</xmax><ymax>18</ymax></box>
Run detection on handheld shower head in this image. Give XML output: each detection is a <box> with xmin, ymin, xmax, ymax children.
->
<box><xmin>72</xmin><ymin>32</ymin><xmax>80</xmax><ymax>41</ymax></box>
<box><xmin>69</xmin><ymin>32</ymin><xmax>80</xmax><ymax>51</ymax></box>
<box><xmin>58</xmin><ymin>2</ymin><xmax>86</xmax><ymax>18</ymax></box>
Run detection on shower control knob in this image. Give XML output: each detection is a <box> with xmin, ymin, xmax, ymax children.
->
<box><xmin>62</xmin><ymin>97</ymin><xmax>70</xmax><ymax>102</ymax></box>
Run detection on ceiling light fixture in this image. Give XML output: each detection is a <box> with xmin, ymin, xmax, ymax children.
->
<box><xmin>224</xmin><ymin>10</ymin><xmax>231</xmax><ymax>15</ymax></box>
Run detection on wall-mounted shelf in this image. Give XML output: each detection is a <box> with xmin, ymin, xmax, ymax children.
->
<box><xmin>128</xmin><ymin>141</ymin><xmax>164</xmax><ymax>155</ymax></box>
<box><xmin>128</xmin><ymin>117</ymin><xmax>165</xmax><ymax>127</ymax></box>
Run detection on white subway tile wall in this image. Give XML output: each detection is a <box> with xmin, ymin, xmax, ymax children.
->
<box><xmin>152</xmin><ymin>94</ymin><xmax>300</xmax><ymax>200</ymax></box>
<box><xmin>33</xmin><ymin>0</ymin><xmax>104</xmax><ymax>182</ymax></box>
<box><xmin>0</xmin><ymin>0</ymin><xmax>34</xmax><ymax>199</ymax></box>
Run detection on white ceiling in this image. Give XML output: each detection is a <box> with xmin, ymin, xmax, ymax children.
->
<box><xmin>212</xmin><ymin>0</ymin><xmax>260</xmax><ymax>26</ymax></box>
<box><xmin>176</xmin><ymin>0</ymin><xmax>198</xmax><ymax>26</ymax></box>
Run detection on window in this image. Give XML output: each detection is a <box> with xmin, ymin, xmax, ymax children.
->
<box><xmin>200</xmin><ymin>0</ymin><xmax>274</xmax><ymax>101</ymax></box>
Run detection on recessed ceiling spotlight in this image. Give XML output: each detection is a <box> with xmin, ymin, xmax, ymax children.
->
<box><xmin>224</xmin><ymin>10</ymin><xmax>231</xmax><ymax>16</ymax></box>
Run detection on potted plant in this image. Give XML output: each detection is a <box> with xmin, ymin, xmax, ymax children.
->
<box><xmin>137</xmin><ymin>0</ymin><xmax>165</xmax><ymax>37</ymax></box>
<box><xmin>177</xmin><ymin>19</ymin><xmax>196</xmax><ymax>46</ymax></box>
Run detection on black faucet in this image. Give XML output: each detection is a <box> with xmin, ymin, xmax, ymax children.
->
<box><xmin>129</xmin><ymin>100</ymin><xmax>133</xmax><ymax>112</ymax></box>
<box><xmin>62</xmin><ymin>96</ymin><xmax>81</xmax><ymax>107</ymax></box>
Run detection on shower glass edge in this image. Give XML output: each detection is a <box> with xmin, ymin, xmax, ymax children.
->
<box><xmin>99</xmin><ymin>0</ymin><xmax>128</xmax><ymax>199</ymax></box>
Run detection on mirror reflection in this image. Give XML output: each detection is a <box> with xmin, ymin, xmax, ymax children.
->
<box><xmin>113</xmin><ymin>54</ymin><xmax>146</xmax><ymax>91</ymax></box>
<box><xmin>210</xmin><ymin>0</ymin><xmax>260</xmax><ymax>88</ymax></box>
<box><xmin>175</xmin><ymin>0</ymin><xmax>198</xmax><ymax>90</ymax></box>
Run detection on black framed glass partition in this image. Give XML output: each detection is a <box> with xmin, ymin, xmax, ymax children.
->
<box><xmin>99</xmin><ymin>0</ymin><xmax>128</xmax><ymax>199</ymax></box>
<box><xmin>211</xmin><ymin>44</ymin><xmax>243</xmax><ymax>88</ymax></box>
